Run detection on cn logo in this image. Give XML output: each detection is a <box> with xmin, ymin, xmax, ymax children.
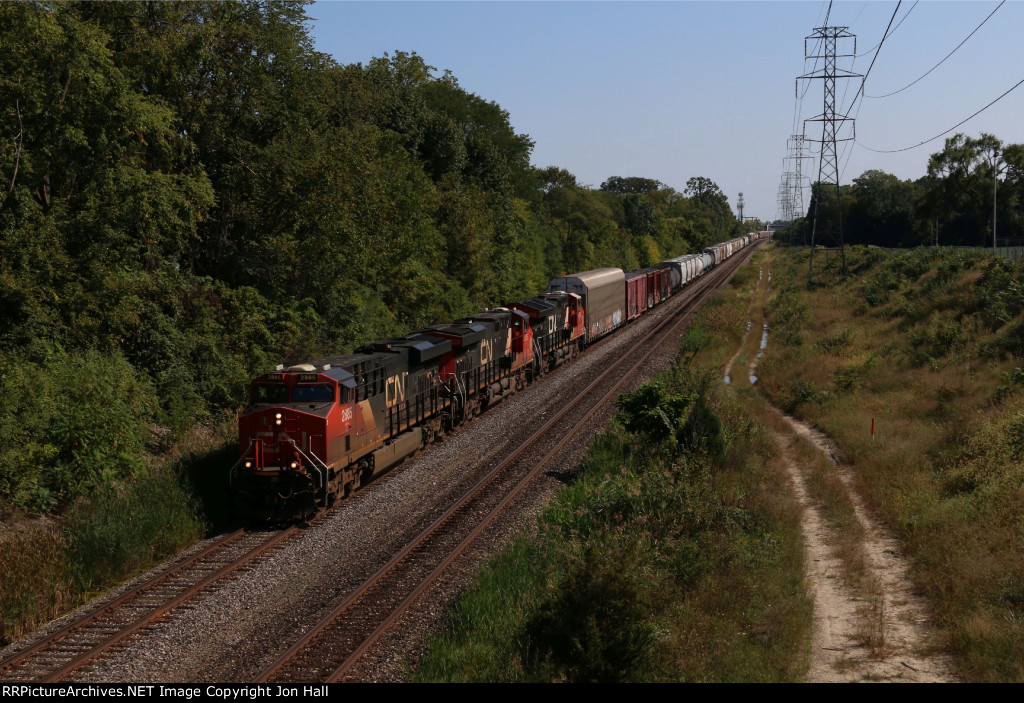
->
<box><xmin>385</xmin><ymin>372</ymin><xmax>407</xmax><ymax>408</ymax></box>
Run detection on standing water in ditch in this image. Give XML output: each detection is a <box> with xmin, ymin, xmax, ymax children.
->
<box><xmin>723</xmin><ymin>320</ymin><xmax>753</xmax><ymax>385</ymax></box>
<box><xmin>749</xmin><ymin>323</ymin><xmax>768</xmax><ymax>384</ymax></box>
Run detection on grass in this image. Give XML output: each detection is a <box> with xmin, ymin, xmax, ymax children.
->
<box><xmin>0</xmin><ymin>419</ymin><xmax>233</xmax><ymax>646</ymax></box>
<box><xmin>414</xmin><ymin>255</ymin><xmax>813</xmax><ymax>682</ymax></box>
<box><xmin>0</xmin><ymin>521</ymin><xmax>69</xmax><ymax>646</ymax></box>
<box><xmin>754</xmin><ymin>244</ymin><xmax>1024</xmax><ymax>681</ymax></box>
<box><xmin>725</xmin><ymin>256</ymin><xmax>891</xmax><ymax>658</ymax></box>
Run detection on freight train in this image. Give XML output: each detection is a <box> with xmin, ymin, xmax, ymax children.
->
<box><xmin>230</xmin><ymin>232</ymin><xmax>770</xmax><ymax>520</ymax></box>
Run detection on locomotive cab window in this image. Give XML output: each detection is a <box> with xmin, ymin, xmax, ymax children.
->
<box><xmin>252</xmin><ymin>384</ymin><xmax>288</xmax><ymax>404</ymax></box>
<box><xmin>291</xmin><ymin>384</ymin><xmax>334</xmax><ymax>403</ymax></box>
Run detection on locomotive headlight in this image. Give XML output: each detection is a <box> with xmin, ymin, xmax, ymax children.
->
<box><xmin>275</xmin><ymin>412</ymin><xmax>283</xmax><ymax>426</ymax></box>
<box><xmin>244</xmin><ymin>460</ymin><xmax>252</xmax><ymax>469</ymax></box>
<box><xmin>289</xmin><ymin>461</ymin><xmax>299</xmax><ymax>470</ymax></box>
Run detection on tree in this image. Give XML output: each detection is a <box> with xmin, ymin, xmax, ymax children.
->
<box><xmin>684</xmin><ymin>176</ymin><xmax>726</xmax><ymax>205</ymax></box>
<box><xmin>924</xmin><ymin>133</ymin><xmax>1006</xmax><ymax>246</ymax></box>
<box><xmin>846</xmin><ymin>170</ymin><xmax>921</xmax><ymax>247</ymax></box>
<box><xmin>600</xmin><ymin>176</ymin><xmax>663</xmax><ymax>195</ymax></box>
<box><xmin>683</xmin><ymin>177</ymin><xmax>733</xmax><ymax>243</ymax></box>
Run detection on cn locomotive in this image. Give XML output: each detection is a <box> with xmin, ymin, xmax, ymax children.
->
<box><xmin>230</xmin><ymin>232</ymin><xmax>769</xmax><ymax>520</ymax></box>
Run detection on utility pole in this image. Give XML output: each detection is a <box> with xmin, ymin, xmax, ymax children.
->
<box><xmin>799</xmin><ymin>26</ymin><xmax>860</xmax><ymax>284</ymax></box>
<box><xmin>992</xmin><ymin>155</ymin><xmax>1001</xmax><ymax>253</ymax></box>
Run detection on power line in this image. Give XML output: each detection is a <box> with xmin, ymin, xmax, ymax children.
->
<box><xmin>790</xmin><ymin>5</ymin><xmax>831</xmax><ymax>180</ymax></box>
<box><xmin>847</xmin><ymin>1</ymin><xmax>870</xmax><ymax>30</ymax></box>
<box><xmin>858</xmin><ymin>1</ymin><xmax>902</xmax><ymax>97</ymax></box>
<box><xmin>857</xmin><ymin>75</ymin><xmax>1024</xmax><ymax>153</ymax></box>
<box><xmin>865</xmin><ymin>1</ymin><xmax>1004</xmax><ymax>99</ymax></box>
<box><xmin>833</xmin><ymin>3</ymin><xmax>901</xmax><ymax>180</ymax></box>
<box><xmin>854</xmin><ymin>0</ymin><xmax>917</xmax><ymax>58</ymax></box>
<box><xmin>797</xmin><ymin>35</ymin><xmax>825</xmax><ymax>103</ymax></box>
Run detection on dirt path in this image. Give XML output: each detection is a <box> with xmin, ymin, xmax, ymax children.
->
<box><xmin>733</xmin><ymin>265</ymin><xmax>956</xmax><ymax>682</ymax></box>
<box><xmin>776</xmin><ymin>418</ymin><xmax>956</xmax><ymax>682</ymax></box>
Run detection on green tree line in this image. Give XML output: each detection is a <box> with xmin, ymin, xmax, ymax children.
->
<box><xmin>0</xmin><ymin>1</ymin><xmax>741</xmax><ymax>515</ymax></box>
<box><xmin>777</xmin><ymin>133</ymin><xmax>1024</xmax><ymax>248</ymax></box>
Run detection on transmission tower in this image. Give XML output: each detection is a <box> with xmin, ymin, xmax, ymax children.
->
<box><xmin>785</xmin><ymin>134</ymin><xmax>812</xmax><ymax>221</ymax></box>
<box><xmin>799</xmin><ymin>26</ymin><xmax>860</xmax><ymax>282</ymax></box>
<box><xmin>777</xmin><ymin>135</ymin><xmax>812</xmax><ymax>226</ymax></box>
<box><xmin>777</xmin><ymin>176</ymin><xmax>791</xmax><ymax>223</ymax></box>
<box><xmin>737</xmin><ymin>192</ymin><xmax>745</xmax><ymax>224</ymax></box>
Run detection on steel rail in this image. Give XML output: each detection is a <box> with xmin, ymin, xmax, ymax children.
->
<box><xmin>327</xmin><ymin>245</ymin><xmax>758</xmax><ymax>681</ymax></box>
<box><xmin>0</xmin><ymin>526</ymin><xmax>303</xmax><ymax>683</ymax></box>
<box><xmin>0</xmin><ymin>529</ymin><xmax>245</xmax><ymax>678</ymax></box>
<box><xmin>38</xmin><ymin>526</ymin><xmax>298</xmax><ymax>682</ymax></box>
<box><xmin>255</xmin><ymin>244</ymin><xmax>759</xmax><ymax>683</ymax></box>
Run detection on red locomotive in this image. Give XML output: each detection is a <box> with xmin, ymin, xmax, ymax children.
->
<box><xmin>231</xmin><ymin>299</ymin><xmax>582</xmax><ymax>519</ymax></box>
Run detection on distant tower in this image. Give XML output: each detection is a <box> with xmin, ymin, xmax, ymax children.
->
<box><xmin>778</xmin><ymin>135</ymin><xmax>812</xmax><ymax>224</ymax></box>
<box><xmin>778</xmin><ymin>172</ymin><xmax>797</xmax><ymax>222</ymax></box>
<box><xmin>786</xmin><ymin>134</ymin><xmax>812</xmax><ymax>221</ymax></box>
<box><xmin>737</xmin><ymin>192</ymin><xmax>745</xmax><ymax>224</ymax></box>
<box><xmin>799</xmin><ymin>26</ymin><xmax>860</xmax><ymax>282</ymax></box>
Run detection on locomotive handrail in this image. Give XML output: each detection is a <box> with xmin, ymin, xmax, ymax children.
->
<box><xmin>455</xmin><ymin>372</ymin><xmax>467</xmax><ymax>410</ymax></box>
<box><xmin>289</xmin><ymin>440</ymin><xmax>329</xmax><ymax>506</ymax></box>
<box><xmin>227</xmin><ymin>439</ymin><xmax>257</xmax><ymax>488</ymax></box>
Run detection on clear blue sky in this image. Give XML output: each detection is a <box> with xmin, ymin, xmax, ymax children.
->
<box><xmin>307</xmin><ymin>1</ymin><xmax>1024</xmax><ymax>222</ymax></box>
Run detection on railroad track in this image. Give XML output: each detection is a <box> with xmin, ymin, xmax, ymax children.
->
<box><xmin>254</xmin><ymin>245</ymin><xmax>760</xmax><ymax>683</ymax></box>
<box><xmin>0</xmin><ymin>527</ymin><xmax>298</xmax><ymax>682</ymax></box>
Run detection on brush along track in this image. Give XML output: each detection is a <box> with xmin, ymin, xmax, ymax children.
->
<box><xmin>254</xmin><ymin>248</ymin><xmax>758</xmax><ymax>684</ymax></box>
<box><xmin>0</xmin><ymin>527</ymin><xmax>297</xmax><ymax>682</ymax></box>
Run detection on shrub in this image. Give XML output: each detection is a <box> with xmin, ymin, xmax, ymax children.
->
<box><xmin>1009</xmin><ymin>414</ymin><xmax>1024</xmax><ymax>458</ymax></box>
<box><xmin>0</xmin><ymin>350</ymin><xmax>157</xmax><ymax>512</ymax></box>
<box><xmin>519</xmin><ymin>542</ymin><xmax>657</xmax><ymax>683</ymax></box>
<box><xmin>863</xmin><ymin>269</ymin><xmax>898</xmax><ymax>307</ymax></box>
<box><xmin>817</xmin><ymin>329</ymin><xmax>854</xmax><ymax>353</ymax></box>
<box><xmin>973</xmin><ymin>258</ymin><xmax>1024</xmax><ymax>329</ymax></box>
<box><xmin>788</xmin><ymin>380</ymin><xmax>817</xmax><ymax>410</ymax></box>
<box><xmin>766</xmin><ymin>288</ymin><xmax>808</xmax><ymax>346</ymax></box>
<box><xmin>616</xmin><ymin>381</ymin><xmax>694</xmax><ymax>446</ymax></box>
<box><xmin>679</xmin><ymin>396</ymin><xmax>725</xmax><ymax>456</ymax></box>
<box><xmin>65</xmin><ymin>465</ymin><xmax>203</xmax><ymax>592</ymax></box>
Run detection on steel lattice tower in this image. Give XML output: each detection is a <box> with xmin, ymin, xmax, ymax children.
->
<box><xmin>777</xmin><ymin>176</ymin><xmax>791</xmax><ymax>223</ymax></box>
<box><xmin>799</xmin><ymin>26</ymin><xmax>860</xmax><ymax>282</ymax></box>
<box><xmin>777</xmin><ymin>135</ymin><xmax>812</xmax><ymax>224</ymax></box>
<box><xmin>786</xmin><ymin>134</ymin><xmax>812</xmax><ymax>221</ymax></box>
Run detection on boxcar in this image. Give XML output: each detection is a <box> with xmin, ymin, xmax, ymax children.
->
<box><xmin>548</xmin><ymin>268</ymin><xmax>625</xmax><ymax>342</ymax></box>
<box><xmin>624</xmin><ymin>270</ymin><xmax>647</xmax><ymax>321</ymax></box>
